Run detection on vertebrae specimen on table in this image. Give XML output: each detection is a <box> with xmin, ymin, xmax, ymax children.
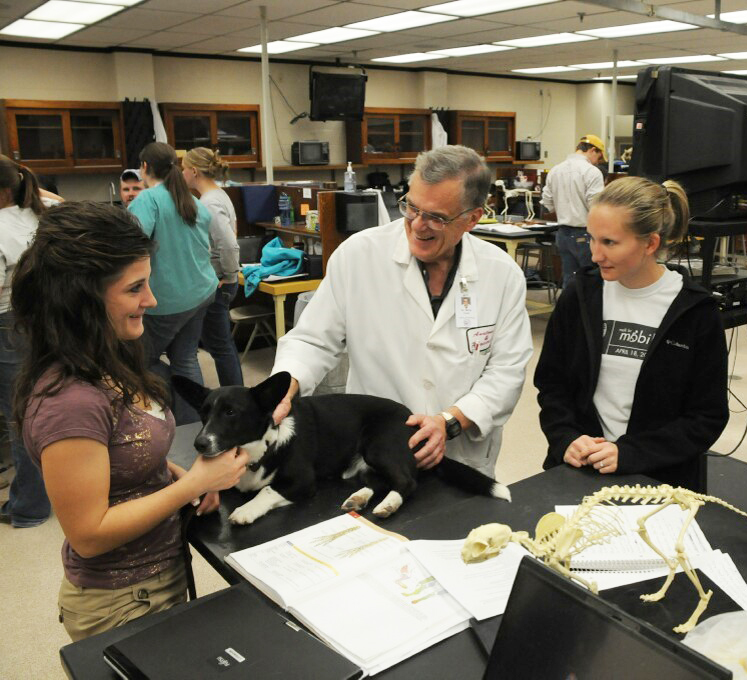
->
<box><xmin>461</xmin><ymin>484</ymin><xmax>747</xmax><ymax>633</ymax></box>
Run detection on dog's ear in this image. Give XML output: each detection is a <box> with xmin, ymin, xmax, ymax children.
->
<box><xmin>252</xmin><ymin>371</ymin><xmax>292</xmax><ymax>413</ymax></box>
<box><xmin>171</xmin><ymin>375</ymin><xmax>211</xmax><ymax>412</ymax></box>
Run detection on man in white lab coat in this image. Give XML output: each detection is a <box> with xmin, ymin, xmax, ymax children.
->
<box><xmin>272</xmin><ymin>145</ymin><xmax>532</xmax><ymax>478</ymax></box>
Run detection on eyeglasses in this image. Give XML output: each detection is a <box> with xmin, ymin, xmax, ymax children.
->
<box><xmin>397</xmin><ymin>195</ymin><xmax>474</xmax><ymax>231</ymax></box>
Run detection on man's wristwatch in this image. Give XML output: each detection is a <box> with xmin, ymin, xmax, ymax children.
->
<box><xmin>440</xmin><ymin>411</ymin><xmax>462</xmax><ymax>440</ymax></box>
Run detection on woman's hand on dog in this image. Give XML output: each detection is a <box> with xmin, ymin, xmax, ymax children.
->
<box><xmin>186</xmin><ymin>447</ymin><xmax>251</xmax><ymax>497</ymax></box>
<box><xmin>406</xmin><ymin>414</ymin><xmax>446</xmax><ymax>469</ymax></box>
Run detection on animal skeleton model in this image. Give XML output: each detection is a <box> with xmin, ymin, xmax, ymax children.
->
<box><xmin>494</xmin><ymin>179</ymin><xmax>535</xmax><ymax>221</ymax></box>
<box><xmin>461</xmin><ymin>484</ymin><xmax>747</xmax><ymax>633</ymax></box>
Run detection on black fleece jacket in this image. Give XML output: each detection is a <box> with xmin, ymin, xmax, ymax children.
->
<box><xmin>534</xmin><ymin>265</ymin><xmax>728</xmax><ymax>490</ymax></box>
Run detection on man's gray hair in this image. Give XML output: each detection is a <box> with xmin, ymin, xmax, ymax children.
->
<box><xmin>411</xmin><ymin>145</ymin><xmax>491</xmax><ymax>210</ymax></box>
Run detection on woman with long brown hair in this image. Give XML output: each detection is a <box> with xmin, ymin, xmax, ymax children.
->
<box><xmin>128</xmin><ymin>142</ymin><xmax>217</xmax><ymax>424</ymax></box>
<box><xmin>13</xmin><ymin>201</ymin><xmax>249</xmax><ymax>640</ymax></box>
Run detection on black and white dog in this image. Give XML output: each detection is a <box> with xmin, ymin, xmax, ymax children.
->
<box><xmin>173</xmin><ymin>372</ymin><xmax>510</xmax><ymax>525</ymax></box>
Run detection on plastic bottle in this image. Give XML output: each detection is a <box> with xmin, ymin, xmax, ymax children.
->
<box><xmin>279</xmin><ymin>193</ymin><xmax>292</xmax><ymax>227</ymax></box>
<box><xmin>344</xmin><ymin>162</ymin><xmax>356</xmax><ymax>192</ymax></box>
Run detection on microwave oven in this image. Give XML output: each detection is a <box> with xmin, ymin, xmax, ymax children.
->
<box><xmin>291</xmin><ymin>141</ymin><xmax>330</xmax><ymax>166</ymax></box>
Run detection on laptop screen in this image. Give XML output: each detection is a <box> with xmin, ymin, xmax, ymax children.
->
<box><xmin>483</xmin><ymin>557</ymin><xmax>730</xmax><ymax>680</ymax></box>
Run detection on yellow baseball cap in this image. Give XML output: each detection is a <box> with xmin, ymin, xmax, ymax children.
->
<box><xmin>580</xmin><ymin>134</ymin><xmax>607</xmax><ymax>162</ymax></box>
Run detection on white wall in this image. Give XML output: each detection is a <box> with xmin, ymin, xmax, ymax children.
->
<box><xmin>0</xmin><ymin>45</ymin><xmax>636</xmax><ymax>201</ymax></box>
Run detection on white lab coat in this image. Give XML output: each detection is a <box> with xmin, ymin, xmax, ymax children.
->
<box><xmin>273</xmin><ymin>219</ymin><xmax>533</xmax><ymax>476</ymax></box>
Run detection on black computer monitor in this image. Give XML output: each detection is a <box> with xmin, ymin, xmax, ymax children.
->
<box><xmin>483</xmin><ymin>557</ymin><xmax>730</xmax><ymax>680</ymax></box>
<box><xmin>631</xmin><ymin>65</ymin><xmax>747</xmax><ymax>218</ymax></box>
<box><xmin>309</xmin><ymin>71</ymin><xmax>366</xmax><ymax>122</ymax></box>
<box><xmin>335</xmin><ymin>191</ymin><xmax>379</xmax><ymax>233</ymax></box>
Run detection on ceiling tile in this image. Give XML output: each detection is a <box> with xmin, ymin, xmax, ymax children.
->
<box><xmin>277</xmin><ymin>2</ymin><xmax>405</xmax><ymax>28</ymax></box>
<box><xmin>354</xmin><ymin>0</ymin><xmax>448</xmax><ymax>9</ymax></box>
<box><xmin>216</xmin><ymin>0</ymin><xmax>338</xmax><ymax>21</ymax></box>
<box><xmin>123</xmin><ymin>31</ymin><xmax>209</xmax><ymax>49</ymax></box>
<box><xmin>97</xmin><ymin>8</ymin><xmax>202</xmax><ymax>31</ymax></box>
<box><xmin>57</xmin><ymin>25</ymin><xmax>151</xmax><ymax>45</ymax></box>
<box><xmin>0</xmin><ymin>0</ymin><xmax>39</xmax><ymax>20</ymax></box>
<box><xmin>167</xmin><ymin>14</ymin><xmax>258</xmax><ymax>35</ymax></box>
<box><xmin>140</xmin><ymin>0</ymin><xmax>241</xmax><ymax>12</ymax></box>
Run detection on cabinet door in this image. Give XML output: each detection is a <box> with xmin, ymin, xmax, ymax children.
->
<box><xmin>216</xmin><ymin>111</ymin><xmax>257</xmax><ymax>162</ymax></box>
<box><xmin>365</xmin><ymin>116</ymin><xmax>398</xmax><ymax>157</ymax></box>
<box><xmin>9</xmin><ymin>110</ymin><xmax>70</xmax><ymax>168</ymax></box>
<box><xmin>487</xmin><ymin>119</ymin><xmax>511</xmax><ymax>158</ymax></box>
<box><xmin>398</xmin><ymin>115</ymin><xmax>426</xmax><ymax>156</ymax></box>
<box><xmin>172</xmin><ymin>113</ymin><xmax>211</xmax><ymax>150</ymax></box>
<box><xmin>459</xmin><ymin>118</ymin><xmax>487</xmax><ymax>155</ymax></box>
<box><xmin>70</xmin><ymin>111</ymin><xmax>121</xmax><ymax>167</ymax></box>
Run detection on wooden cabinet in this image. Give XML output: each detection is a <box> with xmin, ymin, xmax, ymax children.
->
<box><xmin>346</xmin><ymin>108</ymin><xmax>430</xmax><ymax>165</ymax></box>
<box><xmin>1</xmin><ymin>99</ymin><xmax>125</xmax><ymax>174</ymax></box>
<box><xmin>161</xmin><ymin>103</ymin><xmax>261</xmax><ymax>167</ymax></box>
<box><xmin>448</xmin><ymin>110</ymin><xmax>515</xmax><ymax>162</ymax></box>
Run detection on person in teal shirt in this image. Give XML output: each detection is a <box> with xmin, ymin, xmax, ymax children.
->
<box><xmin>129</xmin><ymin>142</ymin><xmax>217</xmax><ymax>424</ymax></box>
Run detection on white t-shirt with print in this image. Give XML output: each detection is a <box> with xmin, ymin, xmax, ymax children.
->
<box><xmin>593</xmin><ymin>268</ymin><xmax>683</xmax><ymax>442</ymax></box>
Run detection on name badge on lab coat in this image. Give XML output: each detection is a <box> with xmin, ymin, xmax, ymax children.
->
<box><xmin>455</xmin><ymin>277</ymin><xmax>476</xmax><ymax>328</ymax></box>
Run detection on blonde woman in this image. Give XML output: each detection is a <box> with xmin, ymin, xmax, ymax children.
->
<box><xmin>535</xmin><ymin>176</ymin><xmax>728</xmax><ymax>491</ymax></box>
<box><xmin>182</xmin><ymin>147</ymin><xmax>242</xmax><ymax>386</ymax></box>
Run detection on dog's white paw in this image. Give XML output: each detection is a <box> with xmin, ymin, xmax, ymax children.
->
<box><xmin>229</xmin><ymin>502</ymin><xmax>262</xmax><ymax>525</ymax></box>
<box><xmin>228</xmin><ymin>486</ymin><xmax>291</xmax><ymax>525</ymax></box>
<box><xmin>372</xmin><ymin>491</ymin><xmax>403</xmax><ymax>518</ymax></box>
<box><xmin>341</xmin><ymin>487</ymin><xmax>374</xmax><ymax>512</ymax></box>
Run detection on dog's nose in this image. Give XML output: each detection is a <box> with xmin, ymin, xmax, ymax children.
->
<box><xmin>194</xmin><ymin>435</ymin><xmax>210</xmax><ymax>454</ymax></box>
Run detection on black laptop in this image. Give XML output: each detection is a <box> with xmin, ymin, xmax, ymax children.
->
<box><xmin>481</xmin><ymin>557</ymin><xmax>731</xmax><ymax>680</ymax></box>
<box><xmin>102</xmin><ymin>584</ymin><xmax>363</xmax><ymax>680</ymax></box>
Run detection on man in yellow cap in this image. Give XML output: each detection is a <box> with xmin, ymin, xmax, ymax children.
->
<box><xmin>541</xmin><ymin>134</ymin><xmax>606</xmax><ymax>287</ymax></box>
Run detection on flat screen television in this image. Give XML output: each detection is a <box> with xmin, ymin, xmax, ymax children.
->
<box><xmin>515</xmin><ymin>140</ymin><xmax>541</xmax><ymax>161</ymax></box>
<box><xmin>630</xmin><ymin>66</ymin><xmax>747</xmax><ymax>218</ymax></box>
<box><xmin>309</xmin><ymin>71</ymin><xmax>366</xmax><ymax>122</ymax></box>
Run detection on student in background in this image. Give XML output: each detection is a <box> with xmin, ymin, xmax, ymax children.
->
<box><xmin>182</xmin><ymin>147</ymin><xmax>243</xmax><ymax>386</ymax></box>
<box><xmin>128</xmin><ymin>142</ymin><xmax>217</xmax><ymax>424</ymax></box>
<box><xmin>0</xmin><ymin>155</ymin><xmax>53</xmax><ymax>527</ymax></box>
<box><xmin>119</xmin><ymin>168</ymin><xmax>145</xmax><ymax>206</ymax></box>
<box><xmin>12</xmin><ymin>202</ymin><xmax>250</xmax><ymax>641</ymax></box>
<box><xmin>535</xmin><ymin>176</ymin><xmax>728</xmax><ymax>491</ymax></box>
<box><xmin>541</xmin><ymin>134</ymin><xmax>605</xmax><ymax>287</ymax></box>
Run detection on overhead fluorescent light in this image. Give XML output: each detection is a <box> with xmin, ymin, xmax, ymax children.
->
<box><xmin>346</xmin><ymin>11</ymin><xmax>456</xmax><ymax>32</ymax></box>
<box><xmin>578</xmin><ymin>20</ymin><xmax>696</xmax><ymax>38</ymax></box>
<box><xmin>512</xmin><ymin>66</ymin><xmax>580</xmax><ymax>74</ymax></box>
<box><xmin>641</xmin><ymin>55</ymin><xmax>725</xmax><ymax>64</ymax></box>
<box><xmin>722</xmin><ymin>70</ymin><xmax>747</xmax><ymax>75</ymax></box>
<box><xmin>718</xmin><ymin>52</ymin><xmax>747</xmax><ymax>60</ymax></box>
<box><xmin>496</xmin><ymin>32</ymin><xmax>596</xmax><ymax>48</ymax></box>
<box><xmin>0</xmin><ymin>18</ymin><xmax>83</xmax><ymax>38</ymax></box>
<box><xmin>708</xmin><ymin>11</ymin><xmax>747</xmax><ymax>24</ymax></box>
<box><xmin>593</xmin><ymin>75</ymin><xmax>638</xmax><ymax>80</ymax></box>
<box><xmin>429</xmin><ymin>44</ymin><xmax>514</xmax><ymax>57</ymax></box>
<box><xmin>27</xmin><ymin>0</ymin><xmax>123</xmax><ymax>24</ymax></box>
<box><xmin>421</xmin><ymin>0</ymin><xmax>557</xmax><ymax>18</ymax></box>
<box><xmin>238</xmin><ymin>40</ymin><xmax>319</xmax><ymax>54</ymax></box>
<box><xmin>372</xmin><ymin>52</ymin><xmax>449</xmax><ymax>63</ymax></box>
<box><xmin>570</xmin><ymin>60</ymin><xmax>643</xmax><ymax>69</ymax></box>
<box><xmin>286</xmin><ymin>27</ymin><xmax>378</xmax><ymax>44</ymax></box>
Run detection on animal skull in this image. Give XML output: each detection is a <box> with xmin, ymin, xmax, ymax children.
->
<box><xmin>461</xmin><ymin>523</ymin><xmax>513</xmax><ymax>563</ymax></box>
